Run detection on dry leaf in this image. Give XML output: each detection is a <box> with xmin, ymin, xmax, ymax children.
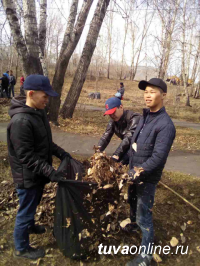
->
<box><xmin>153</xmin><ymin>253</ymin><xmax>162</xmax><ymax>263</ymax></box>
<box><xmin>81</xmin><ymin>229</ymin><xmax>90</xmax><ymax>238</ymax></box>
<box><xmin>103</xmin><ymin>184</ymin><xmax>113</xmax><ymax>189</ymax></box>
<box><xmin>120</xmin><ymin>218</ymin><xmax>131</xmax><ymax>228</ymax></box>
<box><xmin>124</xmin><ymin>193</ymin><xmax>128</xmax><ymax>200</ymax></box>
<box><xmin>170</xmin><ymin>237</ymin><xmax>179</xmax><ymax>247</ymax></box>
<box><xmin>87</xmin><ymin>168</ymin><xmax>93</xmax><ymax>176</ymax></box>
<box><xmin>196</xmin><ymin>246</ymin><xmax>200</xmax><ymax>253</ymax></box>
<box><xmin>108</xmin><ymin>203</ymin><xmax>115</xmax><ymax>212</ymax></box>
<box><xmin>66</xmin><ymin>218</ymin><xmax>71</xmax><ymax>228</ymax></box>
<box><xmin>181</xmin><ymin>223</ymin><xmax>187</xmax><ymax>231</ymax></box>
<box><xmin>107</xmin><ymin>224</ymin><xmax>111</xmax><ymax>232</ymax></box>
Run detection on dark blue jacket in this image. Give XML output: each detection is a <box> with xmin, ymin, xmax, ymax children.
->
<box><xmin>129</xmin><ymin>107</ymin><xmax>176</xmax><ymax>184</ymax></box>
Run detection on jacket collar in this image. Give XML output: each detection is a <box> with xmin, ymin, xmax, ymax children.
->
<box><xmin>143</xmin><ymin>106</ymin><xmax>166</xmax><ymax>118</ymax></box>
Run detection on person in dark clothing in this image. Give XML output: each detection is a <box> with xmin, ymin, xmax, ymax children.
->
<box><xmin>7</xmin><ymin>74</ymin><xmax>71</xmax><ymax>260</ymax></box>
<box><xmin>8</xmin><ymin>70</ymin><xmax>16</xmax><ymax>98</ymax></box>
<box><xmin>0</xmin><ymin>73</ymin><xmax>9</xmax><ymax>98</ymax></box>
<box><xmin>125</xmin><ymin>78</ymin><xmax>176</xmax><ymax>266</ymax></box>
<box><xmin>117</xmin><ymin>82</ymin><xmax>125</xmax><ymax>98</ymax></box>
<box><xmin>98</xmin><ymin>97</ymin><xmax>140</xmax><ymax>164</ymax></box>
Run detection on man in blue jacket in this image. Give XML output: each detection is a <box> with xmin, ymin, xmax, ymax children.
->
<box><xmin>125</xmin><ymin>78</ymin><xmax>176</xmax><ymax>266</ymax></box>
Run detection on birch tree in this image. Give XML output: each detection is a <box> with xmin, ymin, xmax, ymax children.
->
<box><xmin>48</xmin><ymin>0</ymin><xmax>94</xmax><ymax>123</ymax></box>
<box><xmin>60</xmin><ymin>0</ymin><xmax>110</xmax><ymax>119</ymax></box>
<box><xmin>155</xmin><ymin>0</ymin><xmax>180</xmax><ymax>79</ymax></box>
<box><xmin>2</xmin><ymin>0</ymin><xmax>47</xmax><ymax>76</ymax></box>
<box><xmin>181</xmin><ymin>0</ymin><xmax>191</xmax><ymax>106</ymax></box>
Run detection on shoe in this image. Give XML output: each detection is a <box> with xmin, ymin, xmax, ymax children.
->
<box><xmin>121</xmin><ymin>223</ymin><xmax>139</xmax><ymax>233</ymax></box>
<box><xmin>28</xmin><ymin>225</ymin><xmax>46</xmax><ymax>234</ymax></box>
<box><xmin>14</xmin><ymin>246</ymin><xmax>45</xmax><ymax>260</ymax></box>
<box><xmin>126</xmin><ymin>254</ymin><xmax>152</xmax><ymax>266</ymax></box>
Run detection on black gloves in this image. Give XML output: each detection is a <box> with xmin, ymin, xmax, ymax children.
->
<box><xmin>111</xmin><ymin>155</ymin><xmax>120</xmax><ymax>163</ymax></box>
<box><xmin>49</xmin><ymin>170</ymin><xmax>67</xmax><ymax>183</ymax></box>
<box><xmin>61</xmin><ymin>152</ymin><xmax>72</xmax><ymax>161</ymax></box>
<box><xmin>127</xmin><ymin>169</ymin><xmax>140</xmax><ymax>183</ymax></box>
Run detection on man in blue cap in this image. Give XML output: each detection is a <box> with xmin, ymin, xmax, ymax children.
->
<box><xmin>98</xmin><ymin>97</ymin><xmax>140</xmax><ymax>164</ymax></box>
<box><xmin>126</xmin><ymin>78</ymin><xmax>176</xmax><ymax>266</ymax></box>
<box><xmin>7</xmin><ymin>75</ymin><xmax>71</xmax><ymax>260</ymax></box>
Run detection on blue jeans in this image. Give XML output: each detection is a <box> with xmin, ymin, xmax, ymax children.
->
<box><xmin>14</xmin><ymin>186</ymin><xmax>44</xmax><ymax>251</ymax></box>
<box><xmin>128</xmin><ymin>182</ymin><xmax>157</xmax><ymax>254</ymax></box>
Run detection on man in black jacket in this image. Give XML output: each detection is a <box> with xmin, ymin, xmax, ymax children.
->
<box><xmin>98</xmin><ymin>97</ymin><xmax>140</xmax><ymax>164</ymax></box>
<box><xmin>0</xmin><ymin>73</ymin><xmax>9</xmax><ymax>98</ymax></box>
<box><xmin>7</xmin><ymin>75</ymin><xmax>71</xmax><ymax>260</ymax></box>
<box><xmin>126</xmin><ymin>78</ymin><xmax>176</xmax><ymax>266</ymax></box>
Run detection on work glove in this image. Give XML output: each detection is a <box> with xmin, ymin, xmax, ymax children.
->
<box><xmin>61</xmin><ymin>151</ymin><xmax>72</xmax><ymax>160</ymax></box>
<box><xmin>127</xmin><ymin>169</ymin><xmax>140</xmax><ymax>183</ymax></box>
<box><xmin>111</xmin><ymin>155</ymin><xmax>120</xmax><ymax>163</ymax></box>
<box><xmin>49</xmin><ymin>170</ymin><xmax>67</xmax><ymax>183</ymax></box>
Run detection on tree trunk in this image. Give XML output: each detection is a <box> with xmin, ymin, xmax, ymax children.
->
<box><xmin>190</xmin><ymin>37</ymin><xmax>200</xmax><ymax>96</ymax></box>
<box><xmin>3</xmin><ymin>0</ymin><xmax>43</xmax><ymax>76</ymax></box>
<box><xmin>48</xmin><ymin>0</ymin><xmax>94</xmax><ymax>123</ymax></box>
<box><xmin>39</xmin><ymin>0</ymin><xmax>48</xmax><ymax>76</ymax></box>
<box><xmin>23</xmin><ymin>0</ymin><xmax>43</xmax><ymax>74</ymax></box>
<box><xmin>181</xmin><ymin>0</ymin><xmax>190</xmax><ymax>107</ymax></box>
<box><xmin>60</xmin><ymin>0</ymin><xmax>110</xmax><ymax>119</ymax></box>
<box><xmin>157</xmin><ymin>0</ymin><xmax>180</xmax><ymax>79</ymax></box>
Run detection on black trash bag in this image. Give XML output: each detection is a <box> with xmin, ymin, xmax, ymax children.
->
<box><xmin>54</xmin><ymin>157</ymin><xmax>97</xmax><ymax>259</ymax></box>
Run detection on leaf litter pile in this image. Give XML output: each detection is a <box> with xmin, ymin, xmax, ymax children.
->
<box><xmin>0</xmin><ymin>152</ymin><xmax>132</xmax><ymax>256</ymax></box>
<box><xmin>75</xmin><ymin>152</ymin><xmax>133</xmax><ymax>256</ymax></box>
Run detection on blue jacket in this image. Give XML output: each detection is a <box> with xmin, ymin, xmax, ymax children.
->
<box><xmin>129</xmin><ymin>107</ymin><xmax>176</xmax><ymax>184</ymax></box>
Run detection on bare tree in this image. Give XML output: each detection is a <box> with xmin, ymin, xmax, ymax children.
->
<box><xmin>60</xmin><ymin>0</ymin><xmax>110</xmax><ymax>119</ymax></box>
<box><xmin>130</xmin><ymin>8</ymin><xmax>154</xmax><ymax>80</ymax></box>
<box><xmin>39</xmin><ymin>0</ymin><xmax>48</xmax><ymax>76</ymax></box>
<box><xmin>2</xmin><ymin>0</ymin><xmax>45</xmax><ymax>75</ymax></box>
<box><xmin>181</xmin><ymin>0</ymin><xmax>191</xmax><ymax>106</ymax></box>
<box><xmin>155</xmin><ymin>0</ymin><xmax>180</xmax><ymax>79</ymax></box>
<box><xmin>48</xmin><ymin>0</ymin><xmax>94</xmax><ymax>123</ymax></box>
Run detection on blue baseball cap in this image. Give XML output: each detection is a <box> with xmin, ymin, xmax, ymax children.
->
<box><xmin>24</xmin><ymin>74</ymin><xmax>59</xmax><ymax>97</ymax></box>
<box><xmin>104</xmin><ymin>97</ymin><xmax>122</xmax><ymax>116</ymax></box>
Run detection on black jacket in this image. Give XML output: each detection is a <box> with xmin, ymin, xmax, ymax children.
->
<box><xmin>1</xmin><ymin>75</ymin><xmax>9</xmax><ymax>88</ymax></box>
<box><xmin>7</xmin><ymin>97</ymin><xmax>66</xmax><ymax>188</ymax></box>
<box><xmin>129</xmin><ymin>107</ymin><xmax>176</xmax><ymax>184</ymax></box>
<box><xmin>98</xmin><ymin>110</ymin><xmax>140</xmax><ymax>159</ymax></box>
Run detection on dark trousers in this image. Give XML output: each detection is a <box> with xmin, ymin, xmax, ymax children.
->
<box><xmin>8</xmin><ymin>84</ymin><xmax>15</xmax><ymax>98</ymax></box>
<box><xmin>2</xmin><ymin>86</ymin><xmax>9</xmax><ymax>98</ymax></box>
<box><xmin>128</xmin><ymin>182</ymin><xmax>157</xmax><ymax>254</ymax></box>
<box><xmin>14</xmin><ymin>186</ymin><xmax>44</xmax><ymax>251</ymax></box>
<box><xmin>20</xmin><ymin>85</ymin><xmax>25</xmax><ymax>96</ymax></box>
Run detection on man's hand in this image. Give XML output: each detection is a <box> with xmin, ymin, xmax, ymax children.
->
<box><xmin>94</xmin><ymin>145</ymin><xmax>101</xmax><ymax>153</ymax></box>
<box><xmin>49</xmin><ymin>170</ymin><xmax>67</xmax><ymax>182</ymax></box>
<box><xmin>127</xmin><ymin>167</ymin><xmax>144</xmax><ymax>183</ymax></box>
<box><xmin>111</xmin><ymin>155</ymin><xmax>119</xmax><ymax>162</ymax></box>
<box><xmin>61</xmin><ymin>152</ymin><xmax>72</xmax><ymax>160</ymax></box>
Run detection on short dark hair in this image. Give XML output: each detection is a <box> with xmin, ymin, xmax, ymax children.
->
<box><xmin>120</xmin><ymin>82</ymin><xmax>123</xmax><ymax>86</ymax></box>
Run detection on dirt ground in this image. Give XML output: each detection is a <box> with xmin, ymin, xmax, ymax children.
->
<box><xmin>0</xmin><ymin>142</ymin><xmax>200</xmax><ymax>266</ymax></box>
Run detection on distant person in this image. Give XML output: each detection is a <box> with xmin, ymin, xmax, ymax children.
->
<box><xmin>97</xmin><ymin>97</ymin><xmax>140</xmax><ymax>165</ymax></box>
<box><xmin>20</xmin><ymin>75</ymin><xmax>25</xmax><ymax>96</ymax></box>
<box><xmin>117</xmin><ymin>82</ymin><xmax>125</xmax><ymax>99</ymax></box>
<box><xmin>8</xmin><ymin>70</ymin><xmax>16</xmax><ymax>98</ymax></box>
<box><xmin>0</xmin><ymin>73</ymin><xmax>9</xmax><ymax>98</ymax></box>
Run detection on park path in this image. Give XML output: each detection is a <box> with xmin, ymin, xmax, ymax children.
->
<box><xmin>1</xmin><ymin>120</ymin><xmax>200</xmax><ymax>177</ymax></box>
